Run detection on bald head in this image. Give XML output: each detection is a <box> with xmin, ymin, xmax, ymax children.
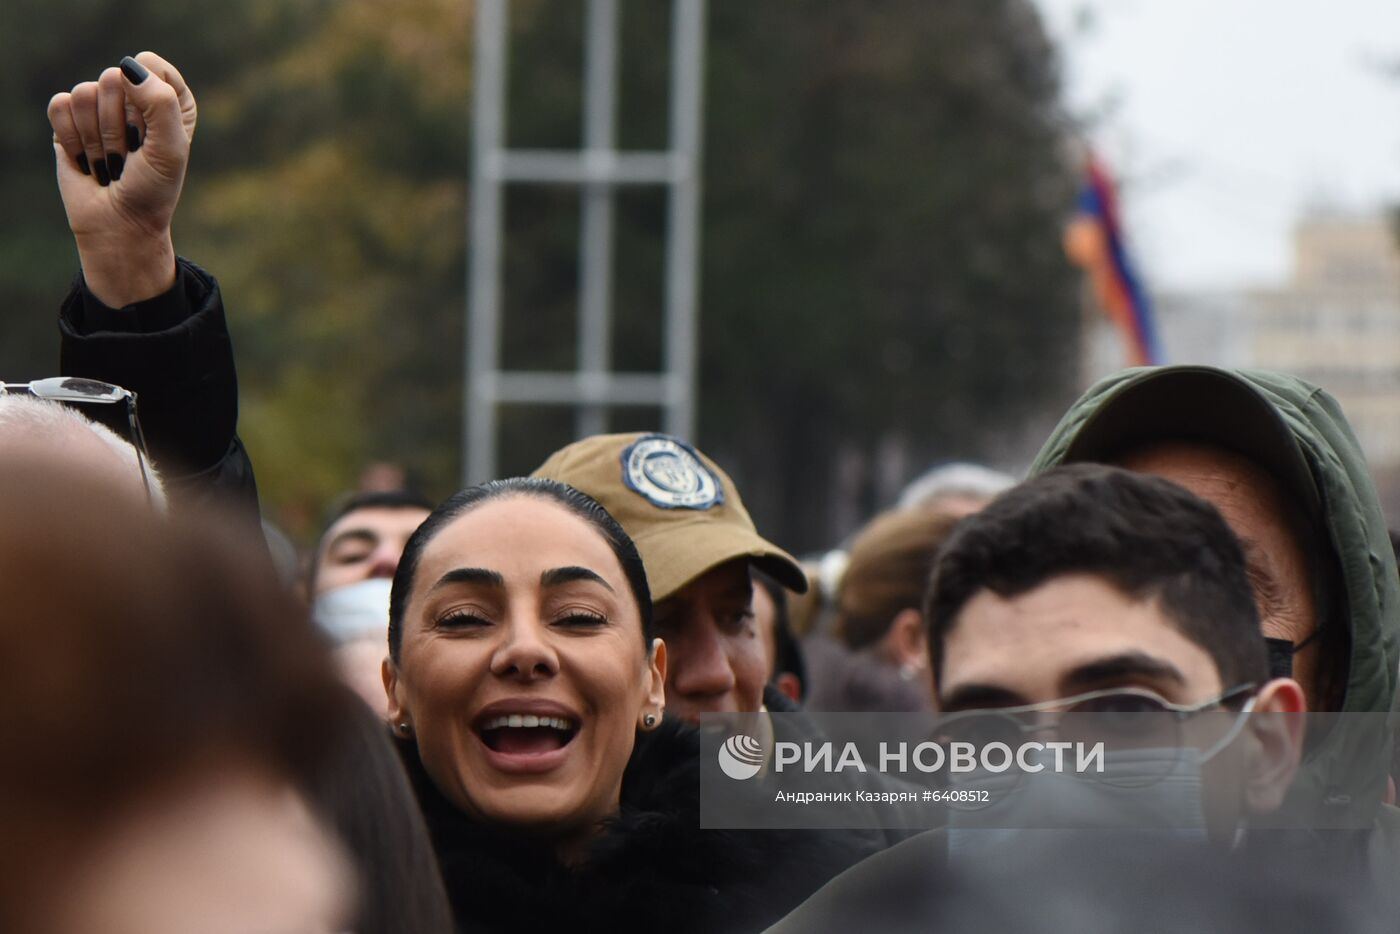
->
<box><xmin>0</xmin><ymin>396</ymin><xmax>164</xmax><ymax>508</ymax></box>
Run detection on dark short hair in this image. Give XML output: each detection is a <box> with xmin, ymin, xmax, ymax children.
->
<box><xmin>310</xmin><ymin>489</ymin><xmax>437</xmax><ymax>590</ymax></box>
<box><xmin>322</xmin><ymin>489</ymin><xmax>436</xmax><ymax>531</ymax></box>
<box><xmin>925</xmin><ymin>464</ymin><xmax>1267</xmax><ymax>689</ymax></box>
<box><xmin>754</xmin><ymin>569</ymin><xmax>806</xmax><ymax>695</ymax></box>
<box><xmin>388</xmin><ymin>478</ymin><xmax>653</xmax><ymax>662</ymax></box>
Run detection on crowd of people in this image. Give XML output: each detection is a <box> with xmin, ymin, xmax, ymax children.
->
<box><xmin>10</xmin><ymin>50</ymin><xmax>1400</xmax><ymax>933</ymax></box>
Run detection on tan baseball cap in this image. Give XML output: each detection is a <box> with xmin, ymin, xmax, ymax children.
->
<box><xmin>532</xmin><ymin>433</ymin><xmax>808</xmax><ymax>602</ymax></box>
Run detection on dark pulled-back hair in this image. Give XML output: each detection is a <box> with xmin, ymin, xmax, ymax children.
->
<box><xmin>388</xmin><ymin>478</ymin><xmax>652</xmax><ymax>661</ymax></box>
<box><xmin>925</xmin><ymin>464</ymin><xmax>1267</xmax><ymax>688</ymax></box>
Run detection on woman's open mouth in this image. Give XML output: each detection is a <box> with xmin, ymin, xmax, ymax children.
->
<box><xmin>473</xmin><ymin>704</ymin><xmax>581</xmax><ymax>773</ymax></box>
<box><xmin>478</xmin><ymin>714</ymin><xmax>579</xmax><ymax>755</ymax></box>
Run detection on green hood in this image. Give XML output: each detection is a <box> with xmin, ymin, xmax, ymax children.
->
<box><xmin>1031</xmin><ymin>365</ymin><xmax>1400</xmax><ymax>828</ymax></box>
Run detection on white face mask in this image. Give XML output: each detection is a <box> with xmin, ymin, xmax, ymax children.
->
<box><xmin>312</xmin><ymin>578</ymin><xmax>393</xmax><ymax>645</ymax></box>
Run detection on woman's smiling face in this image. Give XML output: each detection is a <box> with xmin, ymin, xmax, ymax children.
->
<box><xmin>386</xmin><ymin>495</ymin><xmax>665</xmax><ymax>838</ymax></box>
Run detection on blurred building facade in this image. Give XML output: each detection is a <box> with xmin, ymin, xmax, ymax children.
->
<box><xmin>1250</xmin><ymin>214</ymin><xmax>1400</xmax><ymax>470</ymax></box>
<box><xmin>1083</xmin><ymin>211</ymin><xmax>1400</xmax><ymax>517</ymax></box>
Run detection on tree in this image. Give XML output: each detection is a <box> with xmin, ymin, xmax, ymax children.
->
<box><xmin>696</xmin><ymin>0</ymin><xmax>1080</xmax><ymax>550</ymax></box>
<box><xmin>178</xmin><ymin>0</ymin><xmax>476</xmax><ymax>536</ymax></box>
<box><xmin>3</xmin><ymin>0</ymin><xmax>1079</xmax><ymax>551</ymax></box>
<box><xmin>480</xmin><ymin>0</ymin><xmax>1082</xmax><ymax>551</ymax></box>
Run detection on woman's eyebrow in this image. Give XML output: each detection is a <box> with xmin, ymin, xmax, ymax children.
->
<box><xmin>429</xmin><ymin>567</ymin><xmax>505</xmax><ymax>592</ymax></box>
<box><xmin>541</xmin><ymin>566</ymin><xmax>614</xmax><ymax>592</ymax></box>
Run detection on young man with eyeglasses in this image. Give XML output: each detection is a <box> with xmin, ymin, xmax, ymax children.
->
<box><xmin>925</xmin><ymin>464</ymin><xmax>1306</xmax><ymax>840</ymax></box>
<box><xmin>765</xmin><ymin>465</ymin><xmax>1324</xmax><ymax>933</ymax></box>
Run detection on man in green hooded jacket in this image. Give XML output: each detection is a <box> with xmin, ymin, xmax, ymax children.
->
<box><xmin>763</xmin><ymin>367</ymin><xmax>1400</xmax><ymax>934</ymax></box>
<box><xmin>767</xmin><ymin>431</ymin><xmax>1400</xmax><ymax>934</ymax></box>
<box><xmin>1029</xmin><ymin>365</ymin><xmax>1400</xmax><ymax>878</ymax></box>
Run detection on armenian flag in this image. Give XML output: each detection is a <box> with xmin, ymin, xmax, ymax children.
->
<box><xmin>1063</xmin><ymin>155</ymin><xmax>1162</xmax><ymax>366</ymax></box>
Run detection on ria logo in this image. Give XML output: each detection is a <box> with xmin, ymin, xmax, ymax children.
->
<box><xmin>718</xmin><ymin>734</ymin><xmax>764</xmax><ymax>780</ymax></box>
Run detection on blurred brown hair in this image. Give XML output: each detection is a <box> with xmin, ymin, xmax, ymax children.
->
<box><xmin>0</xmin><ymin>455</ymin><xmax>344</xmax><ymax>926</ymax></box>
<box><xmin>836</xmin><ymin>508</ymin><xmax>960</xmax><ymax>650</ymax></box>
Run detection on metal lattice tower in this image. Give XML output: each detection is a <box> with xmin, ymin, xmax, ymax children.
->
<box><xmin>464</xmin><ymin>0</ymin><xmax>708</xmax><ymax>484</ymax></box>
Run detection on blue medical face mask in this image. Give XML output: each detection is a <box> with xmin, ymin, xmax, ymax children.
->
<box><xmin>312</xmin><ymin>578</ymin><xmax>393</xmax><ymax>645</ymax></box>
<box><xmin>945</xmin><ymin>696</ymin><xmax>1255</xmax><ymax>862</ymax></box>
<box><xmin>946</xmin><ymin>748</ymin><xmax>1210</xmax><ymax>862</ymax></box>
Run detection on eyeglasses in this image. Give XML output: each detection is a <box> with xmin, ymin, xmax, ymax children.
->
<box><xmin>1</xmin><ymin>377</ymin><xmax>153</xmax><ymax>501</ymax></box>
<box><xmin>931</xmin><ymin>684</ymin><xmax>1258</xmax><ymax>805</ymax></box>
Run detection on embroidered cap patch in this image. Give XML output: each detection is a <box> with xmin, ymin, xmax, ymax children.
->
<box><xmin>621</xmin><ymin>435</ymin><xmax>724</xmax><ymax>510</ymax></box>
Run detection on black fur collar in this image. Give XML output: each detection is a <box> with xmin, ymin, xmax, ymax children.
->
<box><xmin>398</xmin><ymin>720</ymin><xmax>866</xmax><ymax>934</ymax></box>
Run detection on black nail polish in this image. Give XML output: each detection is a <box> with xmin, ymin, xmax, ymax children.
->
<box><xmin>108</xmin><ymin>153</ymin><xmax>124</xmax><ymax>181</ymax></box>
<box><xmin>94</xmin><ymin>158</ymin><xmax>110</xmax><ymax>186</ymax></box>
<box><xmin>120</xmin><ymin>56</ymin><xmax>149</xmax><ymax>85</ymax></box>
<box><xmin>76</xmin><ymin>152</ymin><xmax>91</xmax><ymax>176</ymax></box>
<box><xmin>126</xmin><ymin>124</ymin><xmax>141</xmax><ymax>152</ymax></box>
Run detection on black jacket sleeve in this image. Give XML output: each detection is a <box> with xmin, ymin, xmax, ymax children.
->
<box><xmin>58</xmin><ymin>257</ymin><xmax>260</xmax><ymax>518</ymax></box>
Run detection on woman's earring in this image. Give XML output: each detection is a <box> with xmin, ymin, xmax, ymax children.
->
<box><xmin>644</xmin><ymin>713</ymin><xmax>658</xmax><ymax>728</ymax></box>
<box><xmin>398</xmin><ymin>721</ymin><xmax>412</xmax><ymax>736</ymax></box>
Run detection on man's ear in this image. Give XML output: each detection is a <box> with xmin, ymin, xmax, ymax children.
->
<box><xmin>383</xmin><ymin>656</ymin><xmax>408</xmax><ymax>728</ymax></box>
<box><xmin>884</xmin><ymin>608</ymin><xmax>928</xmax><ymax>669</ymax></box>
<box><xmin>1243</xmin><ymin>677</ymin><xmax>1307</xmax><ymax>816</ymax></box>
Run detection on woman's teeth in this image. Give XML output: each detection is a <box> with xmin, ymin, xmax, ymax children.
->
<box><xmin>482</xmin><ymin>714</ymin><xmax>575</xmax><ymax>731</ymax></box>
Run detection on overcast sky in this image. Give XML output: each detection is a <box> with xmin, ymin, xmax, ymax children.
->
<box><xmin>1033</xmin><ymin>0</ymin><xmax>1400</xmax><ymax>291</ymax></box>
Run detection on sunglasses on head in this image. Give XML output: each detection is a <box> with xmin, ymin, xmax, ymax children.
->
<box><xmin>1</xmin><ymin>377</ymin><xmax>153</xmax><ymax>502</ymax></box>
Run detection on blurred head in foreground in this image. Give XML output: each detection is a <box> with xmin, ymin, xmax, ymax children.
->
<box><xmin>0</xmin><ymin>455</ymin><xmax>352</xmax><ymax>934</ymax></box>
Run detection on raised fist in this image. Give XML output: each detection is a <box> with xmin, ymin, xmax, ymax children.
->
<box><xmin>47</xmin><ymin>52</ymin><xmax>198</xmax><ymax>307</ymax></box>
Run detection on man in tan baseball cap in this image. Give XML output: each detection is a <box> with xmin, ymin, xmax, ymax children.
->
<box><xmin>534</xmin><ymin>433</ymin><xmax>807</xmax><ymax>721</ymax></box>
